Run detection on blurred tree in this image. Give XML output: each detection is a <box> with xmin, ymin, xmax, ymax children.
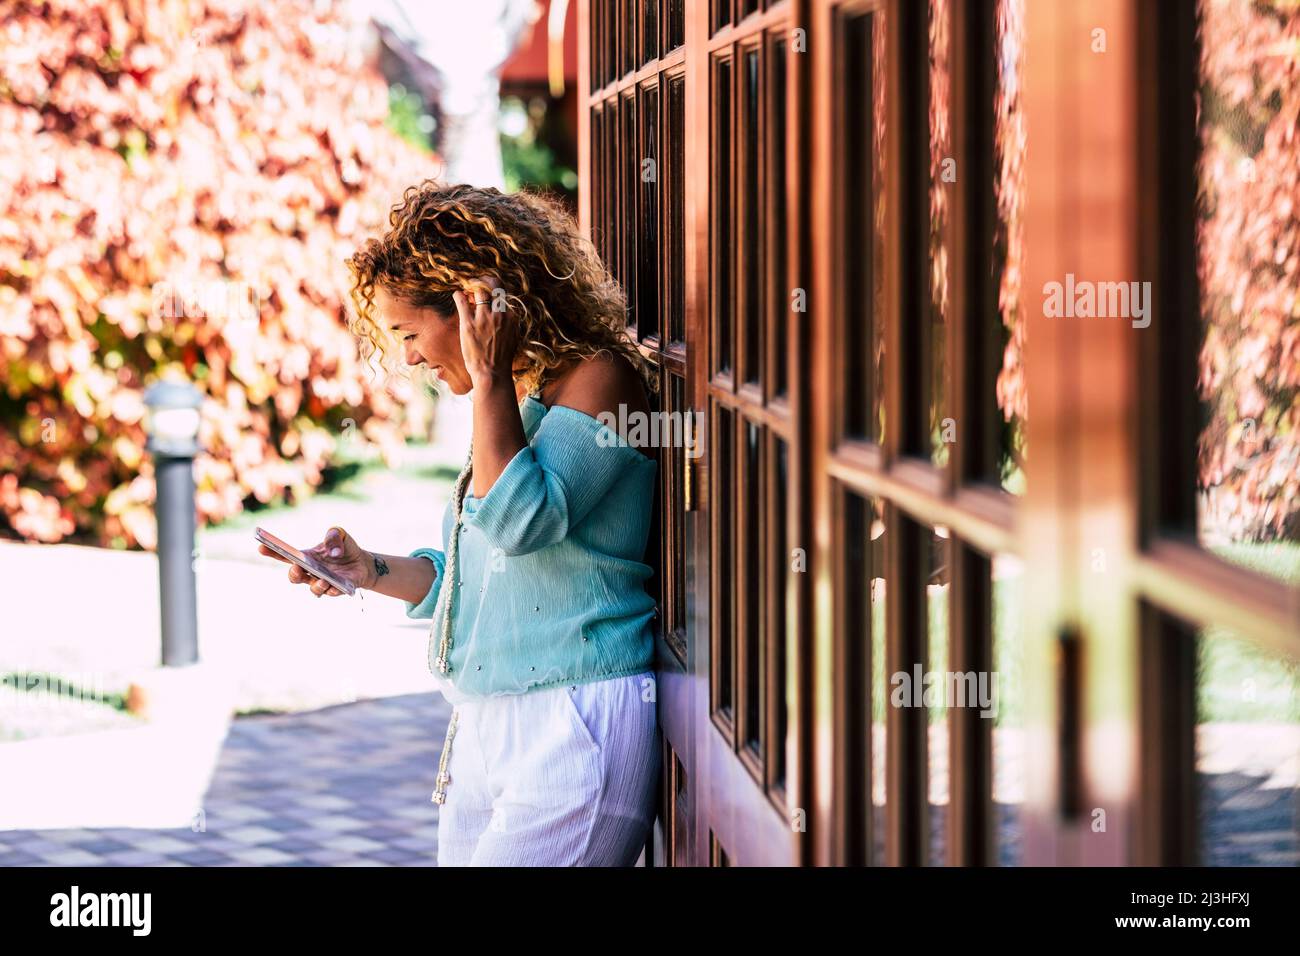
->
<box><xmin>1198</xmin><ymin>0</ymin><xmax>1300</xmax><ymax>542</ymax></box>
<box><xmin>0</xmin><ymin>0</ymin><xmax>435</xmax><ymax>547</ymax></box>
<box><xmin>499</xmin><ymin>94</ymin><xmax>577</xmax><ymax>200</ymax></box>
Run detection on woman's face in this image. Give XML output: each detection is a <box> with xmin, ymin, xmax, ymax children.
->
<box><xmin>375</xmin><ymin>286</ymin><xmax>474</xmax><ymax>394</ymax></box>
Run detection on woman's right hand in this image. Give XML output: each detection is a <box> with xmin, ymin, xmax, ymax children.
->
<box><xmin>258</xmin><ymin>526</ymin><xmax>375</xmax><ymax>597</ymax></box>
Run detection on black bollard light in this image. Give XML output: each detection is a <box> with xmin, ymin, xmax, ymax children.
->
<box><xmin>143</xmin><ymin>379</ymin><xmax>203</xmax><ymax>667</ymax></box>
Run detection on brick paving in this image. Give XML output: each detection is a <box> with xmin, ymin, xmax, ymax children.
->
<box><xmin>1200</xmin><ymin>770</ymin><xmax>1299</xmax><ymax>866</ymax></box>
<box><xmin>0</xmin><ymin>692</ymin><xmax>452</xmax><ymax>867</ymax></box>
<box><xmin>0</xmin><ymin>689</ymin><xmax>1293</xmax><ymax>866</ymax></box>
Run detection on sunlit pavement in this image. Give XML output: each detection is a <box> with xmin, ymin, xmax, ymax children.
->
<box><xmin>1</xmin><ymin>693</ymin><xmax>1293</xmax><ymax>865</ymax></box>
<box><xmin>0</xmin><ymin>692</ymin><xmax>452</xmax><ymax>866</ymax></box>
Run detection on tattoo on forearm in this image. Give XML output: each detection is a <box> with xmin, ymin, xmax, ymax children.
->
<box><xmin>373</xmin><ymin>555</ymin><xmax>390</xmax><ymax>578</ymax></box>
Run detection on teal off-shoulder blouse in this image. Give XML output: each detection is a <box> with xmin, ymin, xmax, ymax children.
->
<box><xmin>402</xmin><ymin>395</ymin><xmax>657</xmax><ymax>701</ymax></box>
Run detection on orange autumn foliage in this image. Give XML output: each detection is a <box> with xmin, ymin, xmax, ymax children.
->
<box><xmin>1198</xmin><ymin>0</ymin><xmax>1300</xmax><ymax>541</ymax></box>
<box><xmin>0</xmin><ymin>0</ymin><xmax>435</xmax><ymax>547</ymax></box>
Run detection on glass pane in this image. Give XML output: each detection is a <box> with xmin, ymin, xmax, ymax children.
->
<box><xmin>1197</xmin><ymin>627</ymin><xmax>1300</xmax><ymax>865</ymax></box>
<box><xmin>992</xmin><ymin>552</ymin><xmax>1025</xmax><ymax>864</ymax></box>
<box><xmin>713</xmin><ymin>57</ymin><xmax>735</xmax><ymax>376</ymax></box>
<box><xmin>1195</xmin><ymin>0</ymin><xmax>1300</xmax><ymax>578</ymax></box>
<box><xmin>621</xmin><ymin>95</ymin><xmax>638</xmax><ymax>333</ymax></box>
<box><xmin>667</xmin><ymin>0</ymin><xmax>685</xmax><ymax>51</ymax></box>
<box><xmin>638</xmin><ymin>85</ymin><xmax>660</xmax><ymax>340</ymax></box>
<box><xmin>743</xmin><ymin>419</ymin><xmax>764</xmax><ymax>753</ymax></box>
<box><xmin>870</xmin><ymin>506</ymin><xmax>887</xmax><ymax>865</ymax></box>
<box><xmin>591</xmin><ymin>107</ymin><xmax>604</xmax><ymax>264</ymax></box>
<box><xmin>714</xmin><ymin>404</ymin><xmax>735</xmax><ymax>716</ymax></box>
<box><xmin>670</xmin><ymin>375</ymin><xmax>687</xmax><ymax>637</ymax></box>
<box><xmin>622</xmin><ymin>0</ymin><xmax>636</xmax><ymax>76</ymax></box>
<box><xmin>713</xmin><ymin>0</ymin><xmax>731</xmax><ymax>34</ymax></box>
<box><xmin>605</xmin><ymin>0</ymin><xmax>617</xmax><ymax>88</ymax></box>
<box><xmin>840</xmin><ymin>8</ymin><xmax>887</xmax><ymax>441</ymax></box>
<box><xmin>994</xmin><ymin>0</ymin><xmax>1027</xmax><ymax>493</ymax></box>
<box><xmin>643</xmin><ymin>0</ymin><xmax>658</xmax><ymax>65</ymax></box>
<box><xmin>591</xmin><ymin>1</ymin><xmax>602</xmax><ymax>89</ymax></box>
<box><xmin>927</xmin><ymin>0</ymin><xmax>951</xmax><ymax>466</ymax></box>
<box><xmin>742</xmin><ymin>48</ymin><xmax>762</xmax><ymax>385</ymax></box>
<box><xmin>667</xmin><ymin>73</ymin><xmax>686</xmax><ymax>344</ymax></box>
<box><xmin>644</xmin><ymin>377</ymin><xmax>666</xmax><ymax>645</ymax></box>
<box><xmin>606</xmin><ymin>98</ymin><xmax>619</xmax><ymax>289</ymax></box>
<box><xmin>772</xmin><ymin>435</ymin><xmax>790</xmax><ymax>789</ymax></box>
<box><xmin>927</xmin><ymin>526</ymin><xmax>950</xmax><ymax>865</ymax></box>
<box><xmin>847</xmin><ymin>490</ymin><xmax>888</xmax><ymax>864</ymax></box>
<box><xmin>770</xmin><ymin>38</ymin><xmax>790</xmax><ymax>396</ymax></box>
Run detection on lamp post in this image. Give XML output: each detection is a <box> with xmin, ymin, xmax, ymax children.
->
<box><xmin>143</xmin><ymin>379</ymin><xmax>203</xmax><ymax>667</ymax></box>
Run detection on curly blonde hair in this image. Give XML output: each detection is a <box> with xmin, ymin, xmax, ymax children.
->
<box><xmin>346</xmin><ymin>181</ymin><xmax>653</xmax><ymax>396</ymax></box>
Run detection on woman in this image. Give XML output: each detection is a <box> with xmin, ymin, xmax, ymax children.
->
<box><xmin>259</xmin><ymin>181</ymin><xmax>661</xmax><ymax>866</ymax></box>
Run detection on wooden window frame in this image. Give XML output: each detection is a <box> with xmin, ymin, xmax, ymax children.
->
<box><xmin>813</xmin><ymin>0</ymin><xmax>1021</xmax><ymax>867</ymax></box>
<box><xmin>1130</xmin><ymin>0</ymin><xmax>1300</xmax><ymax>864</ymax></box>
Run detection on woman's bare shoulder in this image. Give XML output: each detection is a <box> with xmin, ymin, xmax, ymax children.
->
<box><xmin>545</xmin><ymin>352</ymin><xmax>652</xmax><ymax>452</ymax></box>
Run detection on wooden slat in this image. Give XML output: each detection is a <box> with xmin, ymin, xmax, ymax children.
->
<box><xmin>948</xmin><ymin>0</ymin><xmax>999</xmax><ymax>491</ymax></box>
<box><xmin>1020</xmin><ymin>0</ymin><xmax>1142</xmax><ymax>866</ymax></box>
<box><xmin>1137</xmin><ymin>606</ymin><xmax>1197</xmax><ymax>865</ymax></box>
<box><xmin>1135</xmin><ymin>540</ymin><xmax>1300</xmax><ymax>659</ymax></box>
<box><xmin>826</xmin><ymin>454</ymin><xmax>1017</xmax><ymax>562</ymax></box>
<box><xmin>885</xmin><ymin>504</ymin><xmax>927</xmax><ymax>864</ymax></box>
<box><xmin>948</xmin><ymin>542</ymin><xmax>994</xmax><ymax>865</ymax></box>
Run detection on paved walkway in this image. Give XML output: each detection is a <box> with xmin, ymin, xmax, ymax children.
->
<box><xmin>0</xmin><ymin>692</ymin><xmax>452</xmax><ymax>866</ymax></box>
<box><xmin>0</xmin><ymin>689</ymin><xmax>1293</xmax><ymax>865</ymax></box>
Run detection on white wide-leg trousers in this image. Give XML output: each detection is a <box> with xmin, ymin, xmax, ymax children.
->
<box><xmin>435</xmin><ymin>670</ymin><xmax>660</xmax><ymax>866</ymax></box>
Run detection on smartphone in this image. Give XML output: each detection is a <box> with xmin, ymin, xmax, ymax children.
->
<box><xmin>254</xmin><ymin>527</ymin><xmax>357</xmax><ymax>596</ymax></box>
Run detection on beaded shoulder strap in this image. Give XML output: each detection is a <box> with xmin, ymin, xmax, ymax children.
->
<box><xmin>429</xmin><ymin>443</ymin><xmax>473</xmax><ymax>676</ymax></box>
<box><xmin>430</xmin><ymin>444</ymin><xmax>473</xmax><ymax>805</ymax></box>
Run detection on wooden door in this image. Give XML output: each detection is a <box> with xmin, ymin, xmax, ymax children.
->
<box><xmin>580</xmin><ymin>0</ymin><xmax>811</xmax><ymax>866</ymax></box>
<box><xmin>691</xmin><ymin>0</ymin><xmax>809</xmax><ymax>867</ymax></box>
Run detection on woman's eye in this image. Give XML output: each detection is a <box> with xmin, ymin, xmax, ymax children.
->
<box><xmin>403</xmin><ymin>333</ymin><xmax>416</xmax><ymax>341</ymax></box>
